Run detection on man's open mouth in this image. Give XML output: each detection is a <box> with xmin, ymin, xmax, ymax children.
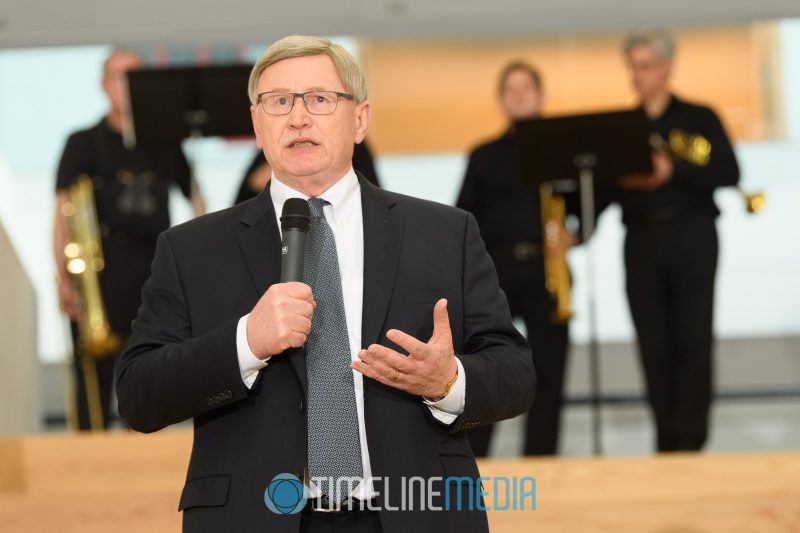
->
<box><xmin>288</xmin><ymin>138</ymin><xmax>318</xmax><ymax>148</ymax></box>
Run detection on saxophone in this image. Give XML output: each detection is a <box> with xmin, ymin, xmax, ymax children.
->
<box><xmin>62</xmin><ymin>175</ymin><xmax>121</xmax><ymax>359</ymax></box>
<box><xmin>651</xmin><ymin>129</ymin><xmax>765</xmax><ymax>214</ymax></box>
<box><xmin>540</xmin><ymin>182</ymin><xmax>573</xmax><ymax>324</ymax></box>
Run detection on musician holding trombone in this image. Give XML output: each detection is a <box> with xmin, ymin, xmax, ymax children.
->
<box><xmin>53</xmin><ymin>50</ymin><xmax>204</xmax><ymax>430</ymax></box>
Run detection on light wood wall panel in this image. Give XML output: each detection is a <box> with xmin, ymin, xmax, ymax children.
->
<box><xmin>360</xmin><ymin>24</ymin><xmax>781</xmax><ymax>154</ymax></box>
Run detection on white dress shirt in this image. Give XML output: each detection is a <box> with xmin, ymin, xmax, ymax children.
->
<box><xmin>235</xmin><ymin>168</ymin><xmax>466</xmax><ymax>499</ymax></box>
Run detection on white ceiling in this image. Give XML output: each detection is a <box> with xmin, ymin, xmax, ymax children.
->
<box><xmin>1</xmin><ymin>0</ymin><xmax>800</xmax><ymax>48</ymax></box>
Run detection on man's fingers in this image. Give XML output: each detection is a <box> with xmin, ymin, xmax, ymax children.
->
<box><xmin>384</xmin><ymin>299</ymin><xmax>451</xmax><ymax>356</ymax></box>
<box><xmin>431</xmin><ymin>299</ymin><xmax>452</xmax><ymax>341</ymax></box>
<box><xmin>386</xmin><ymin>328</ymin><xmax>427</xmax><ymax>355</ymax></box>
<box><xmin>351</xmin><ymin>350</ymin><xmax>412</xmax><ymax>391</ymax></box>
<box><xmin>280</xmin><ymin>281</ymin><xmax>315</xmax><ymax>302</ymax></box>
<box><xmin>620</xmin><ymin>173</ymin><xmax>650</xmax><ymax>182</ymax></box>
<box><xmin>286</xmin><ymin>332</ymin><xmax>307</xmax><ymax>349</ymax></box>
<box><xmin>288</xmin><ymin>315</ymin><xmax>312</xmax><ymax>335</ymax></box>
<box><xmin>362</xmin><ymin>344</ymin><xmax>414</xmax><ymax>373</ymax></box>
<box><xmin>619</xmin><ymin>175</ymin><xmax>655</xmax><ymax>190</ymax></box>
<box><xmin>351</xmin><ymin>359</ymin><xmax>396</xmax><ymax>387</ymax></box>
<box><xmin>281</xmin><ymin>298</ymin><xmax>315</xmax><ymax>319</ymax></box>
<box><xmin>356</xmin><ymin>352</ymin><xmax>397</xmax><ymax>382</ymax></box>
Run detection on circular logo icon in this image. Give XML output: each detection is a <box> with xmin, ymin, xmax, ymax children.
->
<box><xmin>264</xmin><ymin>473</ymin><xmax>308</xmax><ymax>514</ymax></box>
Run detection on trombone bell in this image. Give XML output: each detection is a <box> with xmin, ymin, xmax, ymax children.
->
<box><xmin>736</xmin><ymin>186</ymin><xmax>765</xmax><ymax>214</ymax></box>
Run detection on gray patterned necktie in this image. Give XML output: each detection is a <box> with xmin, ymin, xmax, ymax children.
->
<box><xmin>303</xmin><ymin>197</ymin><xmax>363</xmax><ymax>502</ymax></box>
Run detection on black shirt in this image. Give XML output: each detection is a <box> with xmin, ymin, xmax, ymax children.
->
<box><xmin>457</xmin><ymin>130</ymin><xmax>543</xmax><ymax>249</ymax></box>
<box><xmin>457</xmin><ymin>130</ymin><xmax>555</xmax><ymax>294</ymax></box>
<box><xmin>56</xmin><ymin>118</ymin><xmax>191</xmax><ymax>335</ymax></box>
<box><xmin>618</xmin><ymin>95</ymin><xmax>740</xmax><ymax>225</ymax></box>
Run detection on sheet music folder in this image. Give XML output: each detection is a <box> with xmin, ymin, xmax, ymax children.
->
<box><xmin>124</xmin><ymin>65</ymin><xmax>253</xmax><ymax>147</ymax></box>
<box><xmin>514</xmin><ymin>108</ymin><xmax>653</xmax><ymax>186</ymax></box>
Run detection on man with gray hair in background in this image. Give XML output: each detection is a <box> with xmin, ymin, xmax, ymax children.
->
<box><xmin>615</xmin><ymin>30</ymin><xmax>740</xmax><ymax>452</ymax></box>
<box><xmin>116</xmin><ymin>35</ymin><xmax>534</xmax><ymax>532</ymax></box>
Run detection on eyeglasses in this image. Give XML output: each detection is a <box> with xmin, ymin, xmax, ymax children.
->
<box><xmin>256</xmin><ymin>90</ymin><xmax>355</xmax><ymax>116</ymax></box>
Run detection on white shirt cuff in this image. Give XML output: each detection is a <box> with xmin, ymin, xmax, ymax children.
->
<box><xmin>236</xmin><ymin>314</ymin><xmax>270</xmax><ymax>389</ymax></box>
<box><xmin>424</xmin><ymin>357</ymin><xmax>466</xmax><ymax>425</ymax></box>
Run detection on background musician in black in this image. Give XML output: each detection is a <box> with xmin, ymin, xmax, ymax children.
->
<box><xmin>53</xmin><ymin>50</ymin><xmax>205</xmax><ymax>430</ymax></box>
<box><xmin>457</xmin><ymin>61</ymin><xmax>575</xmax><ymax>456</ymax></box>
<box><xmin>617</xmin><ymin>30</ymin><xmax>740</xmax><ymax>451</ymax></box>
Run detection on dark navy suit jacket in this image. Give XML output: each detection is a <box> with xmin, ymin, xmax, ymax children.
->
<box><xmin>116</xmin><ymin>175</ymin><xmax>535</xmax><ymax>533</ymax></box>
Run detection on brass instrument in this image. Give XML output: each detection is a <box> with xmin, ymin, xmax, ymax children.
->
<box><xmin>651</xmin><ymin>129</ymin><xmax>765</xmax><ymax>214</ymax></box>
<box><xmin>62</xmin><ymin>174</ymin><xmax>120</xmax><ymax>430</ymax></box>
<box><xmin>540</xmin><ymin>182</ymin><xmax>573</xmax><ymax>324</ymax></box>
<box><xmin>739</xmin><ymin>188</ymin><xmax>765</xmax><ymax>214</ymax></box>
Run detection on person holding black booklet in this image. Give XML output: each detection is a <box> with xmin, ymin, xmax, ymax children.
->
<box><xmin>457</xmin><ymin>61</ymin><xmax>576</xmax><ymax>456</ymax></box>
<box><xmin>53</xmin><ymin>50</ymin><xmax>205</xmax><ymax>430</ymax></box>
<box><xmin>617</xmin><ymin>30</ymin><xmax>740</xmax><ymax>451</ymax></box>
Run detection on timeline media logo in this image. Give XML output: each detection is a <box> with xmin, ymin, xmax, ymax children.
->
<box><xmin>263</xmin><ymin>473</ymin><xmax>536</xmax><ymax>513</ymax></box>
<box><xmin>263</xmin><ymin>473</ymin><xmax>308</xmax><ymax>514</ymax></box>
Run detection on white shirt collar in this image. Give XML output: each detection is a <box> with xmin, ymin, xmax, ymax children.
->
<box><xmin>270</xmin><ymin>167</ymin><xmax>360</xmax><ymax>225</ymax></box>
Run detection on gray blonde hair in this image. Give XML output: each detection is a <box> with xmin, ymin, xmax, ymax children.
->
<box><xmin>622</xmin><ymin>30</ymin><xmax>676</xmax><ymax>60</ymax></box>
<box><xmin>248</xmin><ymin>35</ymin><xmax>368</xmax><ymax>105</ymax></box>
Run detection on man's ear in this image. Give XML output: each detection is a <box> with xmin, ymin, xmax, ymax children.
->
<box><xmin>250</xmin><ymin>105</ymin><xmax>263</xmax><ymax>149</ymax></box>
<box><xmin>354</xmin><ymin>101</ymin><xmax>371</xmax><ymax>144</ymax></box>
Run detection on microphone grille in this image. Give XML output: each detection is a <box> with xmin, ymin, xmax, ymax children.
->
<box><xmin>280</xmin><ymin>198</ymin><xmax>310</xmax><ymax>232</ymax></box>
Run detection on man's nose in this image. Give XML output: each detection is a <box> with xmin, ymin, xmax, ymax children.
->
<box><xmin>287</xmin><ymin>95</ymin><xmax>312</xmax><ymax>129</ymax></box>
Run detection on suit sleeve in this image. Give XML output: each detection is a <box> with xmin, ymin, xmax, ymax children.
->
<box><xmin>671</xmin><ymin>108</ymin><xmax>740</xmax><ymax>192</ymax></box>
<box><xmin>115</xmin><ymin>231</ymin><xmax>248</xmax><ymax>433</ymax></box>
<box><xmin>449</xmin><ymin>211</ymin><xmax>536</xmax><ymax>434</ymax></box>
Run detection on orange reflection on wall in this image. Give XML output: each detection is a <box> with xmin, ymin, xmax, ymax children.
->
<box><xmin>361</xmin><ymin>24</ymin><xmax>781</xmax><ymax>155</ymax></box>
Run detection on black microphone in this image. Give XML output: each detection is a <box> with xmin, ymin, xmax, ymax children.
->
<box><xmin>280</xmin><ymin>198</ymin><xmax>311</xmax><ymax>282</ymax></box>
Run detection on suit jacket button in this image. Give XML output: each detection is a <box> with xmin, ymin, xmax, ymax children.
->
<box><xmin>298</xmin><ymin>400</ymin><xmax>304</xmax><ymax>413</ymax></box>
<box><xmin>225</xmin><ymin>390</ymin><xmax>233</xmax><ymax>399</ymax></box>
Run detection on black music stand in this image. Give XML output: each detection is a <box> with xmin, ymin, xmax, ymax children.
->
<box><xmin>122</xmin><ymin>65</ymin><xmax>254</xmax><ymax>197</ymax></box>
<box><xmin>515</xmin><ymin>109</ymin><xmax>652</xmax><ymax>455</ymax></box>
<box><xmin>123</xmin><ymin>65</ymin><xmax>253</xmax><ymax>145</ymax></box>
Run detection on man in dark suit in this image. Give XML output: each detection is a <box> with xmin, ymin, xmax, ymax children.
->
<box><xmin>116</xmin><ymin>35</ymin><xmax>534</xmax><ymax>533</ymax></box>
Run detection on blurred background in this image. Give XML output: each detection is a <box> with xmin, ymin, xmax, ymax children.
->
<box><xmin>0</xmin><ymin>0</ymin><xmax>798</xmax><ymax>457</ymax></box>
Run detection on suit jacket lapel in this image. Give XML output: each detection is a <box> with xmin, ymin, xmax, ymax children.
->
<box><xmin>360</xmin><ymin>177</ymin><xmax>404</xmax><ymax>347</ymax></box>
<box><xmin>236</xmin><ymin>183</ymin><xmax>308</xmax><ymax>393</ymax></box>
<box><xmin>237</xmin><ymin>183</ymin><xmax>281</xmax><ymax>296</ymax></box>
